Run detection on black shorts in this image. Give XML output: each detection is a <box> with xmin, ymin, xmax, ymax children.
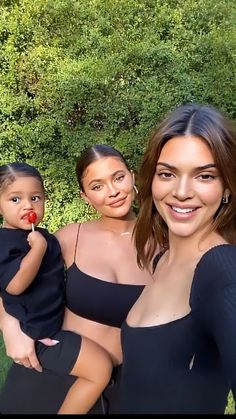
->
<box><xmin>36</xmin><ymin>330</ymin><xmax>82</xmax><ymax>376</ymax></box>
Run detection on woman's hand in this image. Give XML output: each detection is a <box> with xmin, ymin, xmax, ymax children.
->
<box><xmin>0</xmin><ymin>299</ymin><xmax>60</xmax><ymax>372</ymax></box>
<box><xmin>2</xmin><ymin>312</ymin><xmax>43</xmax><ymax>372</ymax></box>
<box><xmin>0</xmin><ymin>298</ymin><xmax>42</xmax><ymax>372</ymax></box>
<box><xmin>6</xmin><ymin>327</ymin><xmax>42</xmax><ymax>372</ymax></box>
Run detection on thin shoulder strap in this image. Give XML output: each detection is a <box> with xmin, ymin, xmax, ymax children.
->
<box><xmin>73</xmin><ymin>224</ymin><xmax>81</xmax><ymax>262</ymax></box>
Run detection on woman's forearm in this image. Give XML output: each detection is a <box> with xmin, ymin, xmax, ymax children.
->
<box><xmin>0</xmin><ymin>298</ymin><xmax>42</xmax><ymax>372</ymax></box>
<box><xmin>0</xmin><ymin>297</ymin><xmax>19</xmax><ymax>331</ymax></box>
<box><xmin>0</xmin><ymin>297</ymin><xmax>7</xmax><ymax>331</ymax></box>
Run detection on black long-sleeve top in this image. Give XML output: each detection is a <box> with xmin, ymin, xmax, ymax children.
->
<box><xmin>118</xmin><ymin>244</ymin><xmax>236</xmax><ymax>414</ymax></box>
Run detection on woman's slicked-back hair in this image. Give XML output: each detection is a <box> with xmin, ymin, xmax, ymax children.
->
<box><xmin>76</xmin><ymin>144</ymin><xmax>130</xmax><ymax>191</ymax></box>
<box><xmin>0</xmin><ymin>162</ymin><xmax>44</xmax><ymax>193</ymax></box>
<box><xmin>134</xmin><ymin>103</ymin><xmax>236</xmax><ymax>270</ymax></box>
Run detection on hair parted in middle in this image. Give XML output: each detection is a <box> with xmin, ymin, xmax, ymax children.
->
<box><xmin>0</xmin><ymin>162</ymin><xmax>44</xmax><ymax>194</ymax></box>
<box><xmin>76</xmin><ymin>144</ymin><xmax>131</xmax><ymax>192</ymax></box>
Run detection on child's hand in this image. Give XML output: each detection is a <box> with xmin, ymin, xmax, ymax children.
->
<box><xmin>27</xmin><ymin>231</ymin><xmax>47</xmax><ymax>254</ymax></box>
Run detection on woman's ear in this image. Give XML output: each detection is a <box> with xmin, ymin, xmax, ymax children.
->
<box><xmin>131</xmin><ymin>170</ymin><xmax>135</xmax><ymax>186</ymax></box>
<box><xmin>80</xmin><ymin>191</ymin><xmax>91</xmax><ymax>206</ymax></box>
<box><xmin>131</xmin><ymin>170</ymin><xmax>139</xmax><ymax>195</ymax></box>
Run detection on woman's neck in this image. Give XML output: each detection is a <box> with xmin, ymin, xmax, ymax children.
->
<box><xmin>98</xmin><ymin>212</ymin><xmax>136</xmax><ymax>235</ymax></box>
<box><xmin>166</xmin><ymin>230</ymin><xmax>226</xmax><ymax>265</ymax></box>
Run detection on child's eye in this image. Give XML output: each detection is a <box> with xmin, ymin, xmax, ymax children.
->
<box><xmin>11</xmin><ymin>197</ymin><xmax>20</xmax><ymax>203</ymax></box>
<box><xmin>32</xmin><ymin>195</ymin><xmax>41</xmax><ymax>202</ymax></box>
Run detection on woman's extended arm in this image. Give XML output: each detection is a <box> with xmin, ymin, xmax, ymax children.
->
<box><xmin>0</xmin><ymin>298</ymin><xmax>42</xmax><ymax>372</ymax></box>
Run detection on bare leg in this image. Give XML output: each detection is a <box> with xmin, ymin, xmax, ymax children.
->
<box><xmin>58</xmin><ymin>336</ymin><xmax>113</xmax><ymax>414</ymax></box>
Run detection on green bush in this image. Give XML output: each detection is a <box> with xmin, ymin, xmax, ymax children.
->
<box><xmin>0</xmin><ymin>0</ymin><xmax>235</xmax><ymax>230</ymax></box>
<box><xmin>0</xmin><ymin>3</ymin><xmax>235</xmax><ymax>413</ymax></box>
<box><xmin>0</xmin><ymin>334</ymin><xmax>12</xmax><ymax>389</ymax></box>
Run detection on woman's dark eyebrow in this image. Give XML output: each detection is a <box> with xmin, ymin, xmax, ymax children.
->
<box><xmin>156</xmin><ymin>162</ymin><xmax>216</xmax><ymax>170</ymax></box>
<box><xmin>88</xmin><ymin>170</ymin><xmax>125</xmax><ymax>186</ymax></box>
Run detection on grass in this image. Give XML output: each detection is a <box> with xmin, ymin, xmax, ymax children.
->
<box><xmin>0</xmin><ymin>334</ymin><xmax>12</xmax><ymax>389</ymax></box>
<box><xmin>225</xmin><ymin>392</ymin><xmax>235</xmax><ymax>415</ymax></box>
<box><xmin>0</xmin><ymin>333</ymin><xmax>235</xmax><ymax>413</ymax></box>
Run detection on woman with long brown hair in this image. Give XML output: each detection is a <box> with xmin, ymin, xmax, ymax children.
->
<box><xmin>118</xmin><ymin>103</ymin><xmax>236</xmax><ymax>414</ymax></box>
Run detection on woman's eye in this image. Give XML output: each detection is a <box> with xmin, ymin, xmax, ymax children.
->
<box><xmin>92</xmin><ymin>185</ymin><xmax>102</xmax><ymax>191</ymax></box>
<box><xmin>116</xmin><ymin>175</ymin><xmax>125</xmax><ymax>182</ymax></box>
<box><xmin>158</xmin><ymin>172</ymin><xmax>173</xmax><ymax>179</ymax></box>
<box><xmin>198</xmin><ymin>174</ymin><xmax>215</xmax><ymax>180</ymax></box>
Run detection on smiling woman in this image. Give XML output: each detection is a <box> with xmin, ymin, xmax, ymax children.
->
<box><xmin>78</xmin><ymin>152</ymin><xmax>135</xmax><ymax>220</ymax></box>
<box><xmin>152</xmin><ymin>135</ymin><xmax>227</xmax><ymax>239</ymax></box>
<box><xmin>117</xmin><ymin>103</ymin><xmax>236</xmax><ymax>414</ymax></box>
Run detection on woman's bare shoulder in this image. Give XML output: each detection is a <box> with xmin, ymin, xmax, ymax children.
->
<box><xmin>55</xmin><ymin>222</ymin><xmax>79</xmax><ymax>239</ymax></box>
<box><xmin>54</xmin><ymin>223</ymin><xmax>81</xmax><ymax>260</ymax></box>
<box><xmin>55</xmin><ymin>220</ymin><xmax>97</xmax><ymax>240</ymax></box>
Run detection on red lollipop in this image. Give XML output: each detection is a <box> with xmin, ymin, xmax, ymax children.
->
<box><xmin>27</xmin><ymin>211</ymin><xmax>37</xmax><ymax>231</ymax></box>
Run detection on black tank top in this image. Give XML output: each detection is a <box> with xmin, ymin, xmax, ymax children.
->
<box><xmin>65</xmin><ymin>225</ymin><xmax>144</xmax><ymax>328</ymax></box>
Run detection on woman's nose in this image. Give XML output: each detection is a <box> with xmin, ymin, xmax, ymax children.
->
<box><xmin>172</xmin><ymin>177</ymin><xmax>194</xmax><ymax>201</ymax></box>
<box><xmin>107</xmin><ymin>183</ymin><xmax>119</xmax><ymax>197</ymax></box>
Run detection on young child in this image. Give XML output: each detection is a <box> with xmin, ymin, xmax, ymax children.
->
<box><xmin>0</xmin><ymin>162</ymin><xmax>113</xmax><ymax>414</ymax></box>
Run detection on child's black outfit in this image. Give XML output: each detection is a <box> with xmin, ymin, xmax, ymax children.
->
<box><xmin>0</xmin><ymin>227</ymin><xmax>81</xmax><ymax>375</ymax></box>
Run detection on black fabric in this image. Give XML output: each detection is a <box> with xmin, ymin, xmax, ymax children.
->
<box><xmin>0</xmin><ymin>246</ymin><xmax>143</xmax><ymax>413</ymax></box>
<box><xmin>0</xmin><ymin>364</ymin><xmax>76</xmax><ymax>414</ymax></box>
<box><xmin>0</xmin><ymin>354</ymin><xmax>121</xmax><ymax>414</ymax></box>
<box><xmin>36</xmin><ymin>330</ymin><xmax>82</xmax><ymax>376</ymax></box>
<box><xmin>118</xmin><ymin>244</ymin><xmax>236</xmax><ymax>414</ymax></box>
<box><xmin>66</xmin><ymin>223</ymin><xmax>144</xmax><ymax>327</ymax></box>
<box><xmin>0</xmin><ymin>227</ymin><xmax>65</xmax><ymax>339</ymax></box>
<box><xmin>66</xmin><ymin>263</ymin><xmax>144</xmax><ymax>327</ymax></box>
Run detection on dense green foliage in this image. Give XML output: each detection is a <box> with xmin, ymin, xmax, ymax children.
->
<box><xmin>0</xmin><ymin>0</ymin><xmax>235</xmax><ymax>230</ymax></box>
<box><xmin>0</xmin><ymin>2</ymin><xmax>235</xmax><ymax>413</ymax></box>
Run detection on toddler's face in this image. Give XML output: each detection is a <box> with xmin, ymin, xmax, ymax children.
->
<box><xmin>0</xmin><ymin>176</ymin><xmax>45</xmax><ymax>229</ymax></box>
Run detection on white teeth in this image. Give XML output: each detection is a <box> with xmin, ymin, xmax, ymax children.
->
<box><xmin>172</xmin><ymin>206</ymin><xmax>195</xmax><ymax>213</ymax></box>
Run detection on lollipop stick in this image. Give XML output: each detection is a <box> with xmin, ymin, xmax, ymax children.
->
<box><xmin>27</xmin><ymin>211</ymin><xmax>37</xmax><ymax>231</ymax></box>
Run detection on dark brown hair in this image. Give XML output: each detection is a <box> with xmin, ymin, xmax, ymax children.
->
<box><xmin>134</xmin><ymin>103</ymin><xmax>236</xmax><ymax>269</ymax></box>
<box><xmin>76</xmin><ymin>144</ymin><xmax>130</xmax><ymax>192</ymax></box>
<box><xmin>0</xmin><ymin>162</ymin><xmax>44</xmax><ymax>193</ymax></box>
